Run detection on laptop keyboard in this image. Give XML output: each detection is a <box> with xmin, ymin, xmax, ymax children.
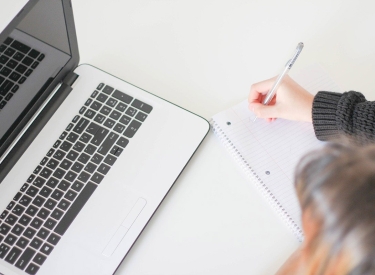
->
<box><xmin>0</xmin><ymin>37</ymin><xmax>45</xmax><ymax>111</ymax></box>
<box><xmin>0</xmin><ymin>83</ymin><xmax>152</xmax><ymax>274</ymax></box>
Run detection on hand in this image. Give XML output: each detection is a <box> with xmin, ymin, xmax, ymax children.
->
<box><xmin>248</xmin><ymin>75</ymin><xmax>314</xmax><ymax>122</ymax></box>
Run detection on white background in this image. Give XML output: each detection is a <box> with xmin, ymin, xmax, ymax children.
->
<box><xmin>70</xmin><ymin>1</ymin><xmax>375</xmax><ymax>274</ymax></box>
<box><xmin>5</xmin><ymin>0</ymin><xmax>375</xmax><ymax>274</ymax></box>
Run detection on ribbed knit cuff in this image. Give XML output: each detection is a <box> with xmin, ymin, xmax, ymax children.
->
<box><xmin>312</xmin><ymin>91</ymin><xmax>342</xmax><ymax>141</ymax></box>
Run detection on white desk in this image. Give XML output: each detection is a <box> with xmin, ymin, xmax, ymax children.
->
<box><xmin>70</xmin><ymin>1</ymin><xmax>375</xmax><ymax>274</ymax></box>
<box><xmin>5</xmin><ymin>1</ymin><xmax>375</xmax><ymax>274</ymax></box>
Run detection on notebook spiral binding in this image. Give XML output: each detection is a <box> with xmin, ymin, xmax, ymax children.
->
<box><xmin>211</xmin><ymin>119</ymin><xmax>304</xmax><ymax>242</ymax></box>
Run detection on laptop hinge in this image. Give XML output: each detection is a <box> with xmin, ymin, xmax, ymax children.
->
<box><xmin>63</xmin><ymin>71</ymin><xmax>79</xmax><ymax>86</ymax></box>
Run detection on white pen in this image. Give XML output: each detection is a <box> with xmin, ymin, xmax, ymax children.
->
<box><xmin>253</xmin><ymin>42</ymin><xmax>304</xmax><ymax>121</ymax></box>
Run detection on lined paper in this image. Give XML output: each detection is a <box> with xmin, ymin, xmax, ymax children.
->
<box><xmin>211</xmin><ymin>64</ymin><xmax>341</xmax><ymax>240</ymax></box>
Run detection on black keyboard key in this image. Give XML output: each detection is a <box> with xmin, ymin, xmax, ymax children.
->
<box><xmin>78</xmin><ymin>153</ymin><xmax>90</xmax><ymax>164</ymax></box>
<box><xmin>19</xmin><ymin>214</ymin><xmax>32</xmax><ymax>227</ymax></box>
<box><xmin>125</xmin><ymin>106</ymin><xmax>137</xmax><ymax>117</ymax></box>
<box><xmin>33</xmin><ymin>253</ymin><xmax>46</xmax><ymax>266</ymax></box>
<box><xmin>25</xmin><ymin>205</ymin><xmax>38</xmax><ymax>217</ymax></box>
<box><xmin>33</xmin><ymin>176</ymin><xmax>45</xmax><ymax>188</ymax></box>
<box><xmin>117</xmin><ymin>137</ymin><xmax>129</xmax><ymax>148</ymax></box>
<box><xmin>91</xmin><ymin>153</ymin><xmax>103</xmax><ymax>165</ymax></box>
<box><xmin>7</xmin><ymin>59</ymin><xmax>17</xmax><ymax>69</ymax></box>
<box><xmin>115</xmin><ymin>102</ymin><xmax>127</xmax><ymax>112</ymax></box>
<box><xmin>132</xmin><ymin>99</ymin><xmax>153</xmax><ymax>113</ymax></box>
<box><xmin>64</xmin><ymin>190</ymin><xmax>77</xmax><ymax>201</ymax></box>
<box><xmin>112</xmin><ymin>89</ymin><xmax>133</xmax><ymax>104</ymax></box>
<box><xmin>5</xmin><ymin>246</ymin><xmax>22</xmax><ymax>264</ymax></box>
<box><xmin>40</xmin><ymin>157</ymin><xmax>48</xmax><ymax>166</ymax></box>
<box><xmin>0</xmin><ymin>223</ymin><xmax>11</xmax><ymax>235</ymax></box>
<box><xmin>84</xmin><ymin>144</ymin><xmax>97</xmax><ymax>155</ymax></box>
<box><xmin>15</xmin><ymin>63</ymin><xmax>27</xmax><ymax>74</ymax></box>
<box><xmin>22</xmin><ymin>56</ymin><xmax>33</xmax><ymax>66</ymax></box>
<box><xmin>0</xmin><ymin>55</ymin><xmax>9</xmax><ymax>64</ymax></box>
<box><xmin>31</xmin><ymin>61</ymin><xmax>39</xmax><ymax>69</ymax></box>
<box><xmin>25</xmin><ymin>263</ymin><xmax>39</xmax><ymax>275</ymax></box>
<box><xmin>0</xmin><ymin>44</ymin><xmax>6</xmax><ymax>53</ymax></box>
<box><xmin>72</xmin><ymin>115</ymin><xmax>80</xmax><ymax>123</ymax></box>
<box><xmin>46</xmin><ymin>177</ymin><xmax>59</xmax><ymax>189</ymax></box>
<box><xmin>4</xmin><ymin>37</ymin><xmax>13</xmax><ymax>45</ymax></box>
<box><xmin>46</xmin><ymin>158</ymin><xmax>59</xmax><ymax>170</ymax></box>
<box><xmin>86</xmin><ymin>122</ymin><xmax>100</xmax><ymax>135</ymax></box>
<box><xmin>64</xmin><ymin>171</ymin><xmax>77</xmax><ymax>182</ymax></box>
<box><xmin>103</xmin><ymin>118</ymin><xmax>115</xmax><ymax>128</ymax></box>
<box><xmin>58</xmin><ymin>180</ymin><xmax>71</xmax><ymax>191</ymax></box>
<box><xmin>90</xmin><ymin>101</ymin><xmax>102</xmax><ymax>111</ymax></box>
<box><xmin>4</xmin><ymin>233</ymin><xmax>18</xmax><ymax>246</ymax></box>
<box><xmin>78</xmin><ymin>171</ymin><xmax>90</xmax><ymax>183</ymax></box>
<box><xmin>51</xmin><ymin>208</ymin><xmax>64</xmax><ymax>220</ymax></box>
<box><xmin>119</xmin><ymin>115</ymin><xmax>131</xmax><ymax>125</ymax></box>
<box><xmin>91</xmin><ymin>173</ymin><xmax>104</xmax><ymax>184</ymax></box>
<box><xmin>135</xmin><ymin>112</ymin><xmax>148</xmax><ymax>122</ymax></box>
<box><xmin>37</xmin><ymin>208</ymin><xmax>50</xmax><ymax>220</ymax></box>
<box><xmin>111</xmin><ymin>146</ymin><xmax>123</xmax><ymax>157</ymax></box>
<box><xmin>5</xmin><ymin>213</ymin><xmax>18</xmax><ymax>225</ymax></box>
<box><xmin>18</xmin><ymin>76</ymin><xmax>26</xmax><ymax>84</ymax></box>
<box><xmin>39</xmin><ymin>186</ymin><xmax>53</xmax><ymax>198</ymax></box>
<box><xmin>0</xmin><ymin>244</ymin><xmax>10</xmax><ymax>259</ymax></box>
<box><xmin>79</xmin><ymin>133</ymin><xmax>92</xmax><ymax>143</ymax></box>
<box><xmin>4</xmin><ymin>48</ymin><xmax>15</xmax><ymax>57</ymax></box>
<box><xmin>94</xmin><ymin>113</ymin><xmax>106</xmax><ymax>124</ymax></box>
<box><xmin>73</xmin><ymin>141</ymin><xmax>85</xmax><ymax>152</ymax></box>
<box><xmin>12</xmin><ymin>204</ymin><xmax>25</xmax><ymax>216</ymax></box>
<box><xmin>29</xmin><ymin>237</ymin><xmax>42</xmax><ymax>250</ymax></box>
<box><xmin>0</xmin><ymin>210</ymin><xmax>8</xmax><ymax>219</ymax></box>
<box><xmin>54</xmin><ymin>182</ymin><xmax>97</xmax><ymax>235</ymax></box>
<box><xmin>6</xmin><ymin>201</ymin><xmax>15</xmax><ymax>210</ymax></box>
<box><xmin>60</xmin><ymin>141</ymin><xmax>73</xmax><ymax>152</ymax></box>
<box><xmin>0</xmin><ymin>79</ymin><xmax>14</xmax><ymax>95</ymax></box>
<box><xmin>73</xmin><ymin>117</ymin><xmax>89</xmax><ymax>134</ymax></box>
<box><xmin>37</xmin><ymin>53</ymin><xmax>45</xmax><ymax>61</ymax></box>
<box><xmin>16</xmin><ymin>236</ymin><xmax>29</xmax><ymax>249</ymax></box>
<box><xmin>53</xmin><ymin>168</ymin><xmax>66</xmax><ymax>179</ymax></box>
<box><xmin>9</xmin><ymin>71</ymin><xmax>21</xmax><ymax>82</ymax></box>
<box><xmin>84</xmin><ymin>109</ymin><xmax>96</xmax><ymax>119</ymax></box>
<box><xmin>66</xmin><ymin>132</ymin><xmax>79</xmax><ymax>143</ymax></box>
<box><xmin>15</xmin><ymin>247</ymin><xmax>36</xmax><ymax>270</ymax></box>
<box><xmin>11</xmin><ymin>224</ymin><xmax>25</xmax><ymax>236</ymax></box>
<box><xmin>28</xmin><ymin>49</ymin><xmax>40</xmax><ymax>58</ymax></box>
<box><xmin>71</xmin><ymin>181</ymin><xmax>84</xmax><ymax>192</ymax></box>
<box><xmin>104</xmin><ymin>155</ymin><xmax>117</xmax><ymax>166</ymax></box>
<box><xmin>102</xmin><ymin>85</ymin><xmax>114</xmax><ymax>95</ymax></box>
<box><xmin>98</xmin><ymin>163</ymin><xmax>110</xmax><ymax>175</ymax></box>
<box><xmin>123</xmin><ymin>120</ymin><xmax>142</xmax><ymax>138</ymax></box>
<box><xmin>39</xmin><ymin>167</ymin><xmax>53</xmax><ymax>179</ymax></box>
<box><xmin>57</xmin><ymin>199</ymin><xmax>70</xmax><ymax>211</ymax></box>
<box><xmin>32</xmin><ymin>196</ymin><xmax>45</xmax><ymax>207</ymax></box>
<box><xmin>23</xmin><ymin>227</ymin><xmax>36</xmax><ymax>239</ymax></box>
<box><xmin>40</xmin><ymin>243</ymin><xmax>53</xmax><ymax>255</ymax></box>
<box><xmin>99</xmin><ymin>105</ymin><xmax>111</xmax><ymax>115</ymax></box>
<box><xmin>91</xmin><ymin>127</ymin><xmax>109</xmax><ymax>146</ymax></box>
<box><xmin>37</xmin><ymin>227</ymin><xmax>50</xmax><ymax>240</ymax></box>
<box><xmin>47</xmin><ymin>233</ymin><xmax>60</xmax><ymax>246</ymax></box>
<box><xmin>113</xmin><ymin>123</ymin><xmax>125</xmax><ymax>134</ymax></box>
<box><xmin>97</xmin><ymin>132</ymin><xmax>119</xmax><ymax>155</ymax></box>
<box><xmin>110</xmin><ymin>110</ymin><xmax>121</xmax><ymax>120</ymax></box>
<box><xmin>84</xmin><ymin>162</ymin><xmax>97</xmax><ymax>173</ymax></box>
<box><xmin>97</xmin><ymin>83</ymin><xmax>104</xmax><ymax>90</ymax></box>
<box><xmin>13</xmin><ymin>192</ymin><xmax>22</xmax><ymax>201</ymax></box>
<box><xmin>25</xmin><ymin>187</ymin><xmax>38</xmax><ymax>198</ymax></box>
<box><xmin>66</xmin><ymin>150</ymin><xmax>79</xmax><ymax>161</ymax></box>
<box><xmin>53</xmin><ymin>149</ymin><xmax>66</xmax><ymax>160</ymax></box>
<box><xmin>11</xmin><ymin>40</ymin><xmax>31</xmax><ymax>54</ymax></box>
<box><xmin>97</xmin><ymin>93</ymin><xmax>108</xmax><ymax>103</ymax></box>
<box><xmin>44</xmin><ymin>218</ymin><xmax>57</xmax><ymax>231</ymax></box>
<box><xmin>91</xmin><ymin>90</ymin><xmax>98</xmax><ymax>98</ymax></box>
<box><xmin>106</xmin><ymin>98</ymin><xmax>118</xmax><ymax>107</ymax></box>
<box><xmin>27</xmin><ymin>175</ymin><xmax>35</xmax><ymax>183</ymax></box>
<box><xmin>46</xmin><ymin>148</ymin><xmax>55</xmax><ymax>157</ymax></box>
<box><xmin>51</xmin><ymin>189</ymin><xmax>64</xmax><ymax>201</ymax></box>
<box><xmin>85</xmin><ymin>98</ymin><xmax>93</xmax><ymax>106</ymax></box>
<box><xmin>71</xmin><ymin>162</ymin><xmax>84</xmax><ymax>173</ymax></box>
<box><xmin>44</xmin><ymin>199</ymin><xmax>57</xmax><ymax>210</ymax></box>
<box><xmin>59</xmin><ymin>159</ymin><xmax>72</xmax><ymax>170</ymax></box>
<box><xmin>13</xmin><ymin>52</ymin><xmax>24</xmax><ymax>61</ymax></box>
<box><xmin>30</xmin><ymin>218</ymin><xmax>43</xmax><ymax>230</ymax></box>
<box><xmin>25</xmin><ymin>68</ymin><xmax>33</xmax><ymax>77</ymax></box>
<box><xmin>79</xmin><ymin>106</ymin><xmax>86</xmax><ymax>114</ymax></box>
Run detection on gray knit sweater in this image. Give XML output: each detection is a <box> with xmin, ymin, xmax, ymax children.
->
<box><xmin>312</xmin><ymin>91</ymin><xmax>375</xmax><ymax>142</ymax></box>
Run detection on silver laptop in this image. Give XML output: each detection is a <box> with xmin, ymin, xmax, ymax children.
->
<box><xmin>0</xmin><ymin>0</ymin><xmax>209</xmax><ymax>274</ymax></box>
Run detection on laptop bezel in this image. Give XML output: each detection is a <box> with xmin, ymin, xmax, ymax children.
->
<box><xmin>0</xmin><ymin>0</ymin><xmax>80</xmax><ymax>180</ymax></box>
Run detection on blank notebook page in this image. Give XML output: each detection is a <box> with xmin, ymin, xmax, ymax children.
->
<box><xmin>211</xmin><ymin>64</ymin><xmax>341</xmax><ymax>240</ymax></box>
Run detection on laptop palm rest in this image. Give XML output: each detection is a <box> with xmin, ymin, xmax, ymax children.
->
<box><xmin>102</xmin><ymin>198</ymin><xmax>147</xmax><ymax>257</ymax></box>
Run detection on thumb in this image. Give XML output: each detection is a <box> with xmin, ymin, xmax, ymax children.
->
<box><xmin>250</xmin><ymin>103</ymin><xmax>279</xmax><ymax>119</ymax></box>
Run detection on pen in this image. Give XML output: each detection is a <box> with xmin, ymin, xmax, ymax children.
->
<box><xmin>253</xmin><ymin>42</ymin><xmax>304</xmax><ymax>121</ymax></box>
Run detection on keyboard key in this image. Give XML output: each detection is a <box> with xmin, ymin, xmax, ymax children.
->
<box><xmin>115</xmin><ymin>102</ymin><xmax>127</xmax><ymax>112</ymax></box>
<box><xmin>119</xmin><ymin>115</ymin><xmax>131</xmax><ymax>125</ymax></box>
<box><xmin>33</xmin><ymin>253</ymin><xmax>47</xmax><ymax>265</ymax></box>
<box><xmin>84</xmin><ymin>109</ymin><xmax>96</xmax><ymax>119</ymax></box>
<box><xmin>47</xmin><ymin>233</ymin><xmax>60</xmax><ymax>246</ymax></box>
<box><xmin>29</xmin><ymin>237</ymin><xmax>43</xmax><ymax>250</ymax></box>
<box><xmin>53</xmin><ymin>150</ymin><xmax>66</xmax><ymax>160</ymax></box>
<box><xmin>51</xmin><ymin>189</ymin><xmax>64</xmax><ymax>201</ymax></box>
<box><xmin>15</xmin><ymin>63</ymin><xmax>27</xmax><ymax>74</ymax></box>
<box><xmin>110</xmin><ymin>110</ymin><xmax>121</xmax><ymax>120</ymax></box>
<box><xmin>60</xmin><ymin>141</ymin><xmax>73</xmax><ymax>152</ymax></box>
<box><xmin>90</xmin><ymin>101</ymin><xmax>102</xmax><ymax>111</ymax></box>
<box><xmin>37</xmin><ymin>227</ymin><xmax>50</xmax><ymax>240</ymax></box>
<box><xmin>64</xmin><ymin>190</ymin><xmax>77</xmax><ymax>201</ymax></box>
<box><xmin>84</xmin><ymin>162</ymin><xmax>97</xmax><ymax>173</ymax></box>
<box><xmin>44</xmin><ymin>218</ymin><xmax>57</xmax><ymax>230</ymax></box>
<box><xmin>4</xmin><ymin>48</ymin><xmax>15</xmax><ymax>57</ymax></box>
<box><xmin>73</xmin><ymin>117</ymin><xmax>89</xmax><ymax>134</ymax></box>
<box><xmin>117</xmin><ymin>137</ymin><xmax>129</xmax><ymax>148</ymax></box>
<box><xmin>105</xmin><ymin>97</ymin><xmax>117</xmax><ymax>107</ymax></box>
<box><xmin>58</xmin><ymin>180</ymin><xmax>71</xmax><ymax>191</ymax></box>
<box><xmin>84</xmin><ymin>144</ymin><xmax>97</xmax><ymax>155</ymax></box>
<box><xmin>78</xmin><ymin>153</ymin><xmax>90</xmax><ymax>164</ymax></box>
<box><xmin>94</xmin><ymin>113</ymin><xmax>106</xmax><ymax>124</ymax></box>
<box><xmin>4</xmin><ymin>233</ymin><xmax>18</xmax><ymax>246</ymax></box>
<box><xmin>37</xmin><ymin>54</ymin><xmax>45</xmax><ymax>61</ymax></box>
<box><xmin>91</xmin><ymin>173</ymin><xmax>104</xmax><ymax>184</ymax></box>
<box><xmin>0</xmin><ymin>223</ymin><xmax>11</xmax><ymax>235</ymax></box>
<box><xmin>40</xmin><ymin>243</ymin><xmax>53</xmax><ymax>255</ymax></box>
<box><xmin>11</xmin><ymin>40</ymin><xmax>31</xmax><ymax>54</ymax></box>
<box><xmin>97</xmin><ymin>93</ymin><xmax>108</xmax><ymax>103</ymax></box>
<box><xmin>98</xmin><ymin>163</ymin><xmax>110</xmax><ymax>175</ymax></box>
<box><xmin>97</xmin><ymin>83</ymin><xmax>104</xmax><ymax>90</ymax></box>
<box><xmin>5</xmin><ymin>246</ymin><xmax>22</xmax><ymax>264</ymax></box>
<box><xmin>12</xmin><ymin>204</ymin><xmax>25</xmax><ymax>216</ymax></box>
<box><xmin>25</xmin><ymin>187</ymin><xmax>38</xmax><ymax>198</ymax></box>
<box><xmin>25</xmin><ymin>205</ymin><xmax>38</xmax><ymax>217</ymax></box>
<box><xmin>39</xmin><ymin>167</ymin><xmax>53</xmax><ymax>179</ymax></box>
<box><xmin>46</xmin><ymin>177</ymin><xmax>59</xmax><ymax>189</ymax></box>
<box><xmin>78</xmin><ymin>171</ymin><xmax>90</xmax><ymax>183</ymax></box>
<box><xmin>30</xmin><ymin>218</ymin><xmax>43</xmax><ymax>230</ymax></box>
<box><xmin>71</xmin><ymin>162</ymin><xmax>84</xmax><ymax>173</ymax></box>
<box><xmin>125</xmin><ymin>107</ymin><xmax>137</xmax><ymax>117</ymax></box>
<box><xmin>66</xmin><ymin>150</ymin><xmax>79</xmax><ymax>161</ymax></box>
<box><xmin>91</xmin><ymin>153</ymin><xmax>103</xmax><ymax>165</ymax></box>
<box><xmin>103</xmin><ymin>118</ymin><xmax>115</xmax><ymax>128</ymax></box>
<box><xmin>25</xmin><ymin>263</ymin><xmax>39</xmax><ymax>275</ymax></box>
<box><xmin>64</xmin><ymin>171</ymin><xmax>77</xmax><ymax>182</ymax></box>
<box><xmin>19</xmin><ymin>214</ymin><xmax>32</xmax><ymax>227</ymax></box>
<box><xmin>39</xmin><ymin>187</ymin><xmax>53</xmax><ymax>198</ymax></box>
<box><xmin>22</xmin><ymin>56</ymin><xmax>33</xmax><ymax>66</ymax></box>
<box><xmin>23</xmin><ymin>227</ymin><xmax>36</xmax><ymax>239</ymax></box>
<box><xmin>112</xmin><ymin>89</ymin><xmax>133</xmax><ymax>104</ymax></box>
<box><xmin>91</xmin><ymin>127</ymin><xmax>109</xmax><ymax>146</ymax></box>
<box><xmin>97</xmin><ymin>132</ymin><xmax>119</xmax><ymax>155</ymax></box>
<box><xmin>53</xmin><ymin>168</ymin><xmax>66</xmax><ymax>179</ymax></box>
<box><xmin>102</xmin><ymin>85</ymin><xmax>114</xmax><ymax>95</ymax></box>
<box><xmin>71</xmin><ymin>181</ymin><xmax>84</xmax><ymax>192</ymax></box>
<box><xmin>123</xmin><ymin>120</ymin><xmax>142</xmax><ymax>138</ymax></box>
<box><xmin>66</xmin><ymin>132</ymin><xmax>79</xmax><ymax>143</ymax></box>
<box><xmin>33</xmin><ymin>176</ymin><xmax>45</xmax><ymax>187</ymax></box>
<box><xmin>0</xmin><ymin>55</ymin><xmax>9</xmax><ymax>64</ymax></box>
<box><xmin>0</xmin><ymin>79</ymin><xmax>14</xmax><ymax>95</ymax></box>
<box><xmin>44</xmin><ymin>199</ymin><xmax>57</xmax><ymax>210</ymax></box>
<box><xmin>104</xmin><ymin>155</ymin><xmax>117</xmax><ymax>166</ymax></box>
<box><xmin>5</xmin><ymin>213</ymin><xmax>18</xmax><ymax>225</ymax></box>
<box><xmin>54</xmin><ymin>182</ymin><xmax>97</xmax><ymax>235</ymax></box>
<box><xmin>60</xmin><ymin>159</ymin><xmax>72</xmax><ymax>170</ymax></box>
<box><xmin>0</xmin><ymin>244</ymin><xmax>10</xmax><ymax>259</ymax></box>
<box><xmin>16</xmin><ymin>236</ymin><xmax>29</xmax><ymax>249</ymax></box>
<box><xmin>46</xmin><ymin>159</ymin><xmax>59</xmax><ymax>170</ymax></box>
<box><xmin>0</xmin><ymin>209</ymin><xmax>8</xmax><ymax>219</ymax></box>
<box><xmin>131</xmin><ymin>99</ymin><xmax>153</xmax><ymax>113</ymax></box>
<box><xmin>99</xmin><ymin>105</ymin><xmax>111</xmax><ymax>115</ymax></box>
<box><xmin>51</xmin><ymin>208</ymin><xmax>64</xmax><ymax>220</ymax></box>
<box><xmin>32</xmin><ymin>196</ymin><xmax>45</xmax><ymax>207</ymax></box>
<box><xmin>15</xmin><ymin>247</ymin><xmax>36</xmax><ymax>270</ymax></box>
<box><xmin>11</xmin><ymin>224</ymin><xmax>25</xmax><ymax>236</ymax></box>
<box><xmin>135</xmin><ymin>112</ymin><xmax>148</xmax><ymax>122</ymax></box>
<box><xmin>57</xmin><ymin>199</ymin><xmax>70</xmax><ymax>211</ymax></box>
<box><xmin>73</xmin><ymin>141</ymin><xmax>85</xmax><ymax>152</ymax></box>
<box><xmin>28</xmin><ymin>49</ymin><xmax>40</xmax><ymax>58</ymax></box>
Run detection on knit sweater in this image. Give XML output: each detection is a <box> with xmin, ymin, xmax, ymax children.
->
<box><xmin>312</xmin><ymin>91</ymin><xmax>375</xmax><ymax>143</ymax></box>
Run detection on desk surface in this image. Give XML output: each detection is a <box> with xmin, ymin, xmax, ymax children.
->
<box><xmin>74</xmin><ymin>1</ymin><xmax>375</xmax><ymax>274</ymax></box>
<box><xmin>7</xmin><ymin>1</ymin><xmax>375</xmax><ymax>274</ymax></box>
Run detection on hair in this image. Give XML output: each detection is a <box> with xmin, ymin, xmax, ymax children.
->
<box><xmin>294</xmin><ymin>141</ymin><xmax>375</xmax><ymax>275</ymax></box>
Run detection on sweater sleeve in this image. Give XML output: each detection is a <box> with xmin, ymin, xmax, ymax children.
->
<box><xmin>312</xmin><ymin>91</ymin><xmax>375</xmax><ymax>143</ymax></box>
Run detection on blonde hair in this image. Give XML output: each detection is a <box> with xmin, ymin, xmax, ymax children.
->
<box><xmin>294</xmin><ymin>142</ymin><xmax>375</xmax><ymax>275</ymax></box>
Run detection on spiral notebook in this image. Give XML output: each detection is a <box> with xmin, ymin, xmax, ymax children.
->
<box><xmin>211</xmin><ymin>64</ymin><xmax>341</xmax><ymax>241</ymax></box>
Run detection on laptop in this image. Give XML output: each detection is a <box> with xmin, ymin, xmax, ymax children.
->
<box><xmin>0</xmin><ymin>0</ymin><xmax>209</xmax><ymax>274</ymax></box>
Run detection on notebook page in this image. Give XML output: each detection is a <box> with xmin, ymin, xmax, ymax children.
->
<box><xmin>212</xmin><ymin>64</ymin><xmax>341</xmax><ymax>238</ymax></box>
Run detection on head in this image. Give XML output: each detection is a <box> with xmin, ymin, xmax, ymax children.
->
<box><xmin>294</xmin><ymin>142</ymin><xmax>375</xmax><ymax>275</ymax></box>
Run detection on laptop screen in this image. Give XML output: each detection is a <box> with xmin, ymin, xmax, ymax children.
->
<box><xmin>0</xmin><ymin>0</ymin><xmax>74</xmax><ymax>153</ymax></box>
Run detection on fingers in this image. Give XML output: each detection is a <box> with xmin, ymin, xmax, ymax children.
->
<box><xmin>249</xmin><ymin>102</ymin><xmax>279</xmax><ymax>119</ymax></box>
<box><xmin>248</xmin><ymin>77</ymin><xmax>276</xmax><ymax>104</ymax></box>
